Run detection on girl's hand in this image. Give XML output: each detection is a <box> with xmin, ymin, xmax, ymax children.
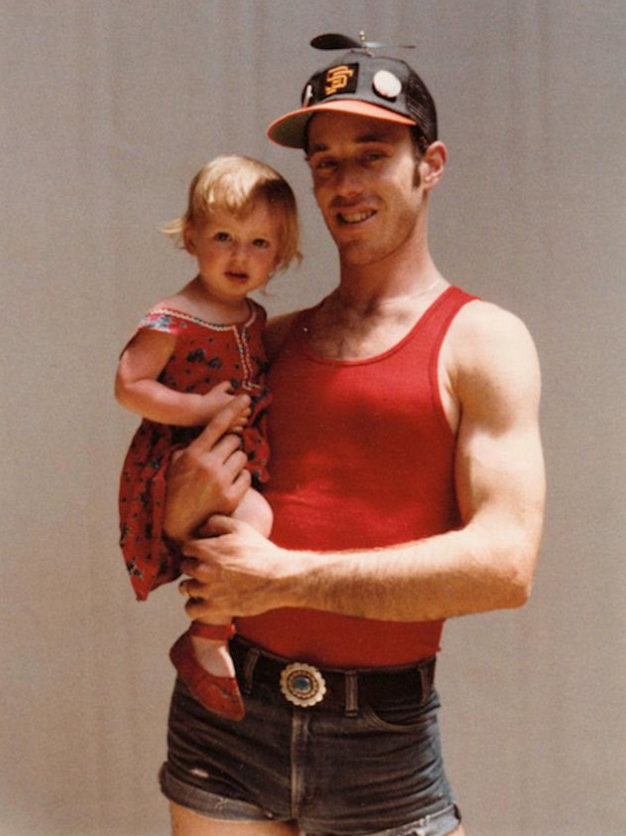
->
<box><xmin>199</xmin><ymin>381</ymin><xmax>249</xmax><ymax>426</ymax></box>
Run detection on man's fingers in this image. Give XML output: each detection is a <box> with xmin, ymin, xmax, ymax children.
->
<box><xmin>195</xmin><ymin>488</ymin><xmax>249</xmax><ymax>536</ymax></box>
<box><xmin>178</xmin><ymin>578</ymin><xmax>200</xmax><ymax>597</ymax></box>
<box><xmin>223</xmin><ymin>452</ymin><xmax>251</xmax><ymax>486</ymax></box>
<box><xmin>180</xmin><ymin>554</ymin><xmax>214</xmax><ymax>581</ymax></box>
<box><xmin>204</xmin><ymin>514</ymin><xmax>239</xmax><ymax>536</ymax></box>
<box><xmin>190</xmin><ymin>395</ymin><xmax>251</xmax><ymax>451</ymax></box>
<box><xmin>185</xmin><ymin>597</ymin><xmax>213</xmax><ymax>620</ymax></box>
<box><xmin>208</xmin><ymin>432</ymin><xmax>244</xmax><ymax>460</ymax></box>
<box><xmin>221</xmin><ymin>468</ymin><xmax>252</xmax><ymax>512</ymax></box>
<box><xmin>183</xmin><ymin>517</ymin><xmax>237</xmax><ymax>556</ymax></box>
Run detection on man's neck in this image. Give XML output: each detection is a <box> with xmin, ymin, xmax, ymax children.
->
<box><xmin>337</xmin><ymin>237</ymin><xmax>443</xmax><ymax>315</ymax></box>
<box><xmin>308</xmin><ymin>238</ymin><xmax>448</xmax><ymax>361</ymax></box>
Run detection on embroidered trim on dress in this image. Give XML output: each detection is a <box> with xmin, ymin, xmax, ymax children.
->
<box><xmin>145</xmin><ymin>302</ymin><xmax>258</xmax><ymax>332</ymax></box>
<box><xmin>142</xmin><ymin>302</ymin><xmax>263</xmax><ymax>391</ymax></box>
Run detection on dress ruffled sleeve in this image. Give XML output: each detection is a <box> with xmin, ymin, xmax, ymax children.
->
<box><xmin>120</xmin><ymin>309</ymin><xmax>190</xmax><ymax>357</ymax></box>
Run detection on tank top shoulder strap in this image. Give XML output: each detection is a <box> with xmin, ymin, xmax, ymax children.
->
<box><xmin>413</xmin><ymin>283</ymin><xmax>477</xmax><ymax>348</ymax></box>
<box><xmin>278</xmin><ymin>288</ymin><xmax>478</xmax><ymax>360</ymax></box>
<box><xmin>413</xmin><ymin>285</ymin><xmax>479</xmax><ymax>351</ymax></box>
<box><xmin>422</xmin><ymin>285</ymin><xmax>478</xmax><ymax>329</ymax></box>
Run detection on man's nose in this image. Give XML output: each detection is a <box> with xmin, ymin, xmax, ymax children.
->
<box><xmin>332</xmin><ymin>161</ymin><xmax>364</xmax><ymax>200</ymax></box>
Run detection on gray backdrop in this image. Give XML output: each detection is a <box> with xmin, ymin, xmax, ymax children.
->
<box><xmin>1</xmin><ymin>1</ymin><xmax>624</xmax><ymax>834</ymax></box>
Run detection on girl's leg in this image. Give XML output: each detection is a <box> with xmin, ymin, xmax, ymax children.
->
<box><xmin>170</xmin><ymin>620</ymin><xmax>244</xmax><ymax>719</ymax></box>
<box><xmin>171</xmin><ymin>488</ymin><xmax>273</xmax><ymax>720</ymax></box>
<box><xmin>231</xmin><ymin>485</ymin><xmax>273</xmax><ymax>537</ymax></box>
<box><xmin>190</xmin><ymin>486</ymin><xmax>272</xmax><ymax>679</ymax></box>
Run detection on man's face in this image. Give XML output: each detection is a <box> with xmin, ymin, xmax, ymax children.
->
<box><xmin>307</xmin><ymin>112</ymin><xmax>424</xmax><ymax>267</ymax></box>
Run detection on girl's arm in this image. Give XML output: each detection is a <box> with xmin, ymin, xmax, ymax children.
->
<box><xmin>115</xmin><ymin>329</ymin><xmax>237</xmax><ymax>427</ymax></box>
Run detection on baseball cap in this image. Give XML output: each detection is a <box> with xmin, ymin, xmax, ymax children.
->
<box><xmin>267</xmin><ymin>45</ymin><xmax>437</xmax><ymax>149</ymax></box>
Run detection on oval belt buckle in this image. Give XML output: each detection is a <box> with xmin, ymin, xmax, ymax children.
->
<box><xmin>279</xmin><ymin>662</ymin><xmax>327</xmax><ymax>707</ymax></box>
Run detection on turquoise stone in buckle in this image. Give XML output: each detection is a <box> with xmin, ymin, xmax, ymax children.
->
<box><xmin>279</xmin><ymin>662</ymin><xmax>327</xmax><ymax>707</ymax></box>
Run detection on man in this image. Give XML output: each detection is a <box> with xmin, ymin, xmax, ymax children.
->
<box><xmin>158</xmin><ymin>39</ymin><xmax>545</xmax><ymax>836</ymax></box>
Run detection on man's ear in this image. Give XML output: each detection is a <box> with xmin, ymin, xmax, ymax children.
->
<box><xmin>182</xmin><ymin>223</ymin><xmax>196</xmax><ymax>255</ymax></box>
<box><xmin>421</xmin><ymin>141</ymin><xmax>448</xmax><ymax>191</ymax></box>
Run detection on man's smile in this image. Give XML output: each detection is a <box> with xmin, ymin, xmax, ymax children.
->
<box><xmin>336</xmin><ymin>209</ymin><xmax>377</xmax><ymax>225</ymax></box>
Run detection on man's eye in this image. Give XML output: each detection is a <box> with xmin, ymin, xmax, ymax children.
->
<box><xmin>315</xmin><ymin>159</ymin><xmax>336</xmax><ymax>172</ymax></box>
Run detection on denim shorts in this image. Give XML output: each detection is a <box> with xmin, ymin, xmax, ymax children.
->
<box><xmin>160</xmin><ymin>636</ymin><xmax>461</xmax><ymax>836</ymax></box>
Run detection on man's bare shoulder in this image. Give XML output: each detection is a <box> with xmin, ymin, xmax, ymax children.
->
<box><xmin>446</xmin><ymin>297</ymin><xmax>541</xmax><ymax>413</ymax></box>
<box><xmin>442</xmin><ymin>297</ymin><xmax>540</xmax><ymax>401</ymax></box>
<box><xmin>449</xmin><ymin>298</ymin><xmax>537</xmax><ymax>361</ymax></box>
<box><xmin>264</xmin><ymin>311</ymin><xmax>302</xmax><ymax>362</ymax></box>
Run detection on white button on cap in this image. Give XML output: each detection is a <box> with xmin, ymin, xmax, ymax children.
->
<box><xmin>373</xmin><ymin>69</ymin><xmax>402</xmax><ymax>99</ymax></box>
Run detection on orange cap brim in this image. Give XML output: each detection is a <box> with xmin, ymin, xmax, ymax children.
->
<box><xmin>267</xmin><ymin>100</ymin><xmax>417</xmax><ymax>148</ymax></box>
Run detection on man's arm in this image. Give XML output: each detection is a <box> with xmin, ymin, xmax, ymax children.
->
<box><xmin>180</xmin><ymin>303</ymin><xmax>545</xmax><ymax>623</ymax></box>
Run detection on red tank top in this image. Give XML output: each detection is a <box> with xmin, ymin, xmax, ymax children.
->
<box><xmin>237</xmin><ymin>286</ymin><xmax>476</xmax><ymax>667</ymax></box>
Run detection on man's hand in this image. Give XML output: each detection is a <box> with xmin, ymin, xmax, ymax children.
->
<box><xmin>179</xmin><ymin>516</ymin><xmax>293</xmax><ymax>621</ymax></box>
<box><xmin>163</xmin><ymin>396</ymin><xmax>252</xmax><ymax>542</ymax></box>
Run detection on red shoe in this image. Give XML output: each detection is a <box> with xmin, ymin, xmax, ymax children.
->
<box><xmin>169</xmin><ymin>625</ymin><xmax>245</xmax><ymax>721</ymax></box>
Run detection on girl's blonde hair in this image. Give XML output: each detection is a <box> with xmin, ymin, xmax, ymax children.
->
<box><xmin>163</xmin><ymin>155</ymin><xmax>301</xmax><ymax>273</ymax></box>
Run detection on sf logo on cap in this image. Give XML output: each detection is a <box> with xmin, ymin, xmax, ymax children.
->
<box><xmin>325</xmin><ymin>64</ymin><xmax>355</xmax><ymax>95</ymax></box>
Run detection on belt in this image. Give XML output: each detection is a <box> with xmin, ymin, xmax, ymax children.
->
<box><xmin>230</xmin><ymin>635</ymin><xmax>436</xmax><ymax>716</ymax></box>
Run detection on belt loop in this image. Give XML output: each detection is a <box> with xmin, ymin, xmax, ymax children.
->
<box><xmin>344</xmin><ymin>671</ymin><xmax>359</xmax><ymax>717</ymax></box>
<box><xmin>241</xmin><ymin>647</ymin><xmax>261</xmax><ymax>696</ymax></box>
<box><xmin>418</xmin><ymin>658</ymin><xmax>434</xmax><ymax>706</ymax></box>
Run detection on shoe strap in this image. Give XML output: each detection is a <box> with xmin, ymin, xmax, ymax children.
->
<box><xmin>190</xmin><ymin>622</ymin><xmax>235</xmax><ymax>641</ymax></box>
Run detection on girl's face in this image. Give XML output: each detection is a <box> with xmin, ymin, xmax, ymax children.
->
<box><xmin>184</xmin><ymin>203</ymin><xmax>282</xmax><ymax>303</ymax></box>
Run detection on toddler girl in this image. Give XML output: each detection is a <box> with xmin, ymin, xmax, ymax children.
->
<box><xmin>116</xmin><ymin>155</ymin><xmax>300</xmax><ymax>720</ymax></box>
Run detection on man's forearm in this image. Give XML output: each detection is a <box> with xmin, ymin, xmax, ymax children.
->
<box><xmin>183</xmin><ymin>511</ymin><xmax>540</xmax><ymax>625</ymax></box>
<box><xmin>277</xmin><ymin>520</ymin><xmax>537</xmax><ymax>622</ymax></box>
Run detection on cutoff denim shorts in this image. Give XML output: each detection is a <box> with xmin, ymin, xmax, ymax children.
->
<box><xmin>160</xmin><ymin>636</ymin><xmax>461</xmax><ymax>836</ymax></box>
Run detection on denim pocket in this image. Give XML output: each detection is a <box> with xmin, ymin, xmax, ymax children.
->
<box><xmin>361</xmin><ymin>686</ymin><xmax>440</xmax><ymax>732</ymax></box>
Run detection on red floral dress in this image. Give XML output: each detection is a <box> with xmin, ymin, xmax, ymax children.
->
<box><xmin>119</xmin><ymin>301</ymin><xmax>271</xmax><ymax>601</ymax></box>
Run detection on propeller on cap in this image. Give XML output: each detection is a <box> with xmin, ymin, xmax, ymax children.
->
<box><xmin>310</xmin><ymin>32</ymin><xmax>415</xmax><ymax>51</ymax></box>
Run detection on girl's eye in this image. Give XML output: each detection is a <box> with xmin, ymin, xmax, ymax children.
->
<box><xmin>215</xmin><ymin>231</ymin><xmax>231</xmax><ymax>242</ymax></box>
<box><xmin>253</xmin><ymin>239</ymin><xmax>270</xmax><ymax>248</ymax></box>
